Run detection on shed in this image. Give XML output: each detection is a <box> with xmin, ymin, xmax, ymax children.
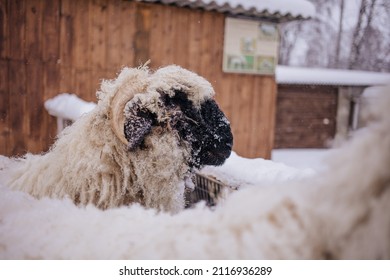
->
<box><xmin>274</xmin><ymin>66</ymin><xmax>390</xmax><ymax>148</ymax></box>
<box><xmin>0</xmin><ymin>0</ymin><xmax>314</xmax><ymax>158</ymax></box>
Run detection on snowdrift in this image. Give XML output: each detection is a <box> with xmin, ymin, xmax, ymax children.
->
<box><xmin>0</xmin><ymin>87</ymin><xmax>389</xmax><ymax>259</ymax></box>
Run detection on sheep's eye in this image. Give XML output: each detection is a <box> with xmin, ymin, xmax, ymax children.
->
<box><xmin>160</xmin><ymin>94</ymin><xmax>174</xmax><ymax>107</ymax></box>
<box><xmin>160</xmin><ymin>90</ymin><xmax>188</xmax><ymax>106</ymax></box>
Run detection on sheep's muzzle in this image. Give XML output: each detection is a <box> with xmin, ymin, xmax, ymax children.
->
<box><xmin>191</xmin><ymin>98</ymin><xmax>233</xmax><ymax>167</ymax></box>
<box><xmin>164</xmin><ymin>94</ymin><xmax>233</xmax><ymax>168</ymax></box>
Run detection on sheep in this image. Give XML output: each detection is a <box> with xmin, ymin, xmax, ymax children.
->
<box><xmin>0</xmin><ymin>87</ymin><xmax>389</xmax><ymax>259</ymax></box>
<box><xmin>0</xmin><ymin>65</ymin><xmax>233</xmax><ymax>213</ymax></box>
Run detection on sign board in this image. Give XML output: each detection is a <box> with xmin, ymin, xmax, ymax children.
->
<box><xmin>223</xmin><ymin>17</ymin><xmax>279</xmax><ymax>75</ymax></box>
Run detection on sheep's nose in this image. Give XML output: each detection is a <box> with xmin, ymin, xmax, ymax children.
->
<box><xmin>198</xmin><ymin>99</ymin><xmax>233</xmax><ymax>166</ymax></box>
<box><xmin>217</xmin><ymin>146</ymin><xmax>232</xmax><ymax>160</ymax></box>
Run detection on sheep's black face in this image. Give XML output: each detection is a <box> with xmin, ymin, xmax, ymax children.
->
<box><xmin>161</xmin><ymin>90</ymin><xmax>233</xmax><ymax>169</ymax></box>
<box><xmin>124</xmin><ymin>89</ymin><xmax>233</xmax><ymax>169</ymax></box>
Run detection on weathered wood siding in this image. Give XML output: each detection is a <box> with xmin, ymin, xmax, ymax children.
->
<box><xmin>0</xmin><ymin>0</ymin><xmax>276</xmax><ymax>159</ymax></box>
<box><xmin>274</xmin><ymin>85</ymin><xmax>338</xmax><ymax>148</ymax></box>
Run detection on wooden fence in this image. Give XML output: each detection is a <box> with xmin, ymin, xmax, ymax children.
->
<box><xmin>0</xmin><ymin>0</ymin><xmax>276</xmax><ymax>158</ymax></box>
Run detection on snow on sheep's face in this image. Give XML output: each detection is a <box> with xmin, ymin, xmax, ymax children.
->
<box><xmin>123</xmin><ymin>89</ymin><xmax>233</xmax><ymax>169</ymax></box>
<box><xmin>160</xmin><ymin>90</ymin><xmax>233</xmax><ymax>168</ymax></box>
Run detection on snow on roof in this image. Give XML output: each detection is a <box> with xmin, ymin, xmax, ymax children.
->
<box><xmin>276</xmin><ymin>65</ymin><xmax>390</xmax><ymax>86</ymax></box>
<box><xmin>136</xmin><ymin>0</ymin><xmax>315</xmax><ymax>20</ymax></box>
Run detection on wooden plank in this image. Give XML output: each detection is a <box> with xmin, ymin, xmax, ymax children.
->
<box><xmin>8</xmin><ymin>0</ymin><xmax>26</xmax><ymax>60</ymax></box>
<box><xmin>206</xmin><ymin>12</ymin><xmax>224</xmax><ymax>103</ymax></box>
<box><xmin>212</xmin><ymin>15</ymin><xmax>228</xmax><ymax>126</ymax></box>
<box><xmin>210</xmin><ymin>13</ymin><xmax>224</xmax><ymax>82</ymax></box>
<box><xmin>148</xmin><ymin>4</ymin><xmax>164</xmax><ymax>68</ymax></box>
<box><xmin>133</xmin><ymin>3</ymin><xmax>151</xmax><ymax>66</ymax></box>
<box><xmin>72</xmin><ymin>0</ymin><xmax>89</xmax><ymax>68</ymax></box>
<box><xmin>229</xmin><ymin>74</ymin><xmax>244</xmax><ymax>155</ymax></box>
<box><xmin>42</xmin><ymin>0</ymin><xmax>60</xmax><ymax>63</ymax></box>
<box><xmin>59</xmin><ymin>0</ymin><xmax>74</xmax><ymax>67</ymax></box>
<box><xmin>42</xmin><ymin>63</ymin><xmax>60</xmax><ymax>151</ymax></box>
<box><xmin>248</xmin><ymin>77</ymin><xmax>263</xmax><ymax>157</ymax></box>
<box><xmin>8</xmin><ymin>61</ymin><xmax>27</xmax><ymax>156</ymax></box>
<box><xmin>25</xmin><ymin>0</ymin><xmax>42</xmax><ymax>62</ymax></box>
<box><xmin>26</xmin><ymin>61</ymin><xmax>44</xmax><ymax>153</ymax></box>
<box><xmin>255</xmin><ymin>78</ymin><xmax>268</xmax><ymax>157</ymax></box>
<box><xmin>215</xmin><ymin>73</ymin><xmax>233</xmax><ymax>130</ymax></box>
<box><xmin>260</xmin><ymin>76</ymin><xmax>276</xmax><ymax>158</ymax></box>
<box><xmin>172</xmin><ymin>6</ymin><xmax>189</xmax><ymax>68</ymax></box>
<box><xmin>89</xmin><ymin>0</ymin><xmax>108</xmax><ymax>70</ymax></box>
<box><xmin>0</xmin><ymin>0</ymin><xmax>9</xmax><ymax>59</ymax></box>
<box><xmin>120</xmin><ymin>0</ymin><xmax>136</xmax><ymax>67</ymax></box>
<box><xmin>187</xmin><ymin>9</ymin><xmax>202</xmax><ymax>72</ymax></box>
<box><xmin>76</xmin><ymin>69</ymin><xmax>93</xmax><ymax>100</ymax></box>
<box><xmin>106</xmin><ymin>0</ymin><xmax>122</xmax><ymax>70</ymax></box>
<box><xmin>60</xmin><ymin>0</ymin><xmax>71</xmax><ymax>15</ymax></box>
<box><xmin>0</xmin><ymin>60</ymin><xmax>9</xmax><ymax>155</ymax></box>
<box><xmin>210</xmin><ymin>16</ymin><xmax>227</xmax><ymax>105</ymax></box>
<box><xmin>43</xmin><ymin>63</ymin><xmax>60</xmax><ymax>100</ymax></box>
<box><xmin>58</xmin><ymin>66</ymin><xmax>75</xmax><ymax>95</ymax></box>
<box><xmin>238</xmin><ymin>75</ymin><xmax>253</xmax><ymax>156</ymax></box>
<box><xmin>160</xmin><ymin>5</ymin><xmax>173</xmax><ymax>65</ymax></box>
<box><xmin>199</xmin><ymin>11</ymin><xmax>213</xmax><ymax>81</ymax></box>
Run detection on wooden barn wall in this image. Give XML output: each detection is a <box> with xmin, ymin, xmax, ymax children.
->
<box><xmin>0</xmin><ymin>0</ymin><xmax>138</xmax><ymax>156</ymax></box>
<box><xmin>274</xmin><ymin>85</ymin><xmax>338</xmax><ymax>149</ymax></box>
<box><xmin>0</xmin><ymin>0</ymin><xmax>277</xmax><ymax>159</ymax></box>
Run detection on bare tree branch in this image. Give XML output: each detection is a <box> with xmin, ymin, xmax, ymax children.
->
<box><xmin>333</xmin><ymin>0</ymin><xmax>345</xmax><ymax>68</ymax></box>
<box><xmin>349</xmin><ymin>0</ymin><xmax>377</xmax><ymax>69</ymax></box>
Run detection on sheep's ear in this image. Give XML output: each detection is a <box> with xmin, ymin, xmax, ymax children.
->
<box><xmin>124</xmin><ymin>106</ymin><xmax>155</xmax><ymax>151</ymax></box>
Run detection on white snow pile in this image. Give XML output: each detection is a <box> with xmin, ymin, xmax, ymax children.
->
<box><xmin>44</xmin><ymin>93</ymin><xmax>96</xmax><ymax>121</ymax></box>
<box><xmin>201</xmin><ymin>151</ymin><xmax>315</xmax><ymax>189</ymax></box>
<box><xmin>0</xmin><ymin>155</ymin><xmax>13</xmax><ymax>171</ymax></box>
<box><xmin>0</xmin><ymin>87</ymin><xmax>389</xmax><ymax>259</ymax></box>
<box><xmin>271</xmin><ymin>149</ymin><xmax>329</xmax><ymax>170</ymax></box>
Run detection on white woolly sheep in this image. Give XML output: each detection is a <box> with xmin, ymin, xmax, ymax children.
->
<box><xmin>0</xmin><ymin>87</ymin><xmax>389</xmax><ymax>259</ymax></box>
<box><xmin>0</xmin><ymin>65</ymin><xmax>233</xmax><ymax>213</ymax></box>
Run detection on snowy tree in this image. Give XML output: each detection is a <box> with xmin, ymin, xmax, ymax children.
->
<box><xmin>349</xmin><ymin>0</ymin><xmax>390</xmax><ymax>71</ymax></box>
<box><xmin>349</xmin><ymin>0</ymin><xmax>377</xmax><ymax>69</ymax></box>
<box><xmin>279</xmin><ymin>0</ymin><xmax>390</xmax><ymax>72</ymax></box>
<box><xmin>279</xmin><ymin>0</ymin><xmax>340</xmax><ymax>67</ymax></box>
<box><xmin>333</xmin><ymin>0</ymin><xmax>345</xmax><ymax>68</ymax></box>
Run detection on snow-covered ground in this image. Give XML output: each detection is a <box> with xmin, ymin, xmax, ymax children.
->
<box><xmin>199</xmin><ymin>148</ymin><xmax>330</xmax><ymax>190</ymax></box>
<box><xmin>271</xmin><ymin>148</ymin><xmax>329</xmax><ymax>170</ymax></box>
<box><xmin>0</xmin><ymin>87</ymin><xmax>389</xmax><ymax>259</ymax></box>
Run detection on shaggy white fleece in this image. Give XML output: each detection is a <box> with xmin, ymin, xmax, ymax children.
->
<box><xmin>0</xmin><ymin>88</ymin><xmax>389</xmax><ymax>259</ymax></box>
<box><xmin>0</xmin><ymin>65</ymin><xmax>217</xmax><ymax>213</ymax></box>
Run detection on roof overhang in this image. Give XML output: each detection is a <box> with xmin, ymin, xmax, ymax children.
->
<box><xmin>134</xmin><ymin>0</ymin><xmax>315</xmax><ymax>22</ymax></box>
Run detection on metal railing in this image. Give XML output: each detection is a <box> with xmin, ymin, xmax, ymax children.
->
<box><xmin>186</xmin><ymin>172</ymin><xmax>237</xmax><ymax>208</ymax></box>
